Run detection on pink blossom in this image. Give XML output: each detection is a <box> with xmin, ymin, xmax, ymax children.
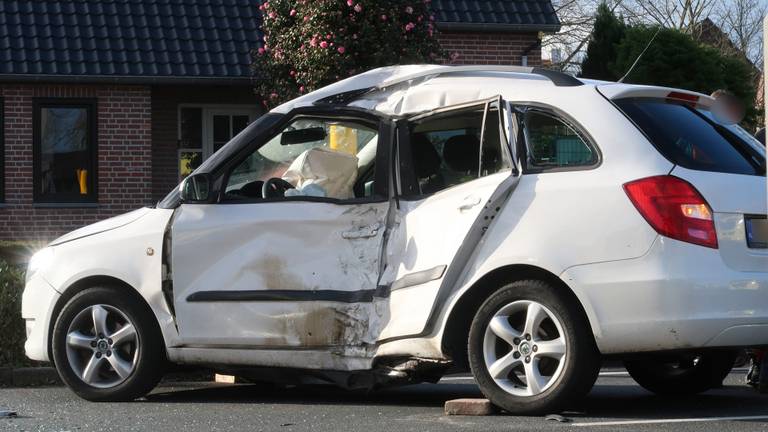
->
<box><xmin>290</xmin><ymin>70</ymin><xmax>296</xmax><ymax>76</ymax></box>
<box><xmin>347</xmin><ymin>0</ymin><xmax>354</xmax><ymax>5</ymax></box>
<box><xmin>268</xmin><ymin>11</ymin><xmax>276</xmax><ymax>19</ymax></box>
<box><xmin>270</xmin><ymin>92</ymin><xmax>278</xmax><ymax>99</ymax></box>
<box><xmin>320</xmin><ymin>41</ymin><xmax>329</xmax><ymax>48</ymax></box>
<box><xmin>310</xmin><ymin>37</ymin><xmax>318</xmax><ymax>47</ymax></box>
<box><xmin>299</xmin><ymin>86</ymin><xmax>306</xmax><ymax>93</ymax></box>
<box><xmin>354</xmin><ymin>3</ymin><xmax>362</xmax><ymax>12</ymax></box>
<box><xmin>405</xmin><ymin>22</ymin><xmax>415</xmax><ymax>31</ymax></box>
<box><xmin>289</xmin><ymin>9</ymin><xmax>296</xmax><ymax>16</ymax></box>
<box><xmin>303</xmin><ymin>15</ymin><xmax>309</xmax><ymax>22</ymax></box>
<box><xmin>337</xmin><ymin>46</ymin><xmax>346</xmax><ymax>54</ymax></box>
<box><xmin>405</xmin><ymin>6</ymin><xmax>413</xmax><ymax>13</ymax></box>
<box><xmin>257</xmin><ymin>47</ymin><xmax>266</xmax><ymax>55</ymax></box>
<box><xmin>381</xmin><ymin>14</ymin><xmax>387</xmax><ymax>21</ymax></box>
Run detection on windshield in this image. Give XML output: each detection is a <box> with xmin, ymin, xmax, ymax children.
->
<box><xmin>157</xmin><ymin>113</ymin><xmax>285</xmax><ymax>209</ymax></box>
<box><xmin>615</xmin><ymin>98</ymin><xmax>765</xmax><ymax>176</ymax></box>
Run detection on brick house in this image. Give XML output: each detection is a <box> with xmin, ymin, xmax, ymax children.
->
<box><xmin>0</xmin><ymin>0</ymin><xmax>560</xmax><ymax>241</ymax></box>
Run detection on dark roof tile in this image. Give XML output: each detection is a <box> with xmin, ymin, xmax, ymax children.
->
<box><xmin>1</xmin><ymin>0</ymin><xmax>556</xmax><ymax>81</ymax></box>
<box><xmin>432</xmin><ymin>0</ymin><xmax>560</xmax><ymax>30</ymax></box>
<box><xmin>0</xmin><ymin>0</ymin><xmax>261</xmax><ymax>79</ymax></box>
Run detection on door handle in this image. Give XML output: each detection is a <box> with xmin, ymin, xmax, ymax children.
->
<box><xmin>342</xmin><ymin>223</ymin><xmax>381</xmax><ymax>239</ymax></box>
<box><xmin>458</xmin><ymin>195</ymin><xmax>482</xmax><ymax>211</ymax></box>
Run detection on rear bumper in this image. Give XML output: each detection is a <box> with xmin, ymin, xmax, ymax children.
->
<box><xmin>21</xmin><ymin>273</ymin><xmax>60</xmax><ymax>362</ymax></box>
<box><xmin>562</xmin><ymin>236</ymin><xmax>768</xmax><ymax>354</ymax></box>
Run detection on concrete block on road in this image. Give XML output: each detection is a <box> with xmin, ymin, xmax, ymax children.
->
<box><xmin>214</xmin><ymin>374</ymin><xmax>237</xmax><ymax>384</ymax></box>
<box><xmin>444</xmin><ymin>398</ymin><xmax>497</xmax><ymax>416</ymax></box>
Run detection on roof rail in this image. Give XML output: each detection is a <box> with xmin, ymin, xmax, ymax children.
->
<box><xmin>377</xmin><ymin>65</ymin><xmax>583</xmax><ymax>89</ymax></box>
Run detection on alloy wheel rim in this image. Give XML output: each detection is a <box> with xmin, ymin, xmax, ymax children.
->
<box><xmin>482</xmin><ymin>300</ymin><xmax>567</xmax><ymax>397</ymax></box>
<box><xmin>65</xmin><ymin>304</ymin><xmax>139</xmax><ymax>389</ymax></box>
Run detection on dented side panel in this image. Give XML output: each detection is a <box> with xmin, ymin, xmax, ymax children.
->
<box><xmin>378</xmin><ymin>172</ymin><xmax>512</xmax><ymax>340</ymax></box>
<box><xmin>171</xmin><ymin>200</ymin><xmax>390</xmax><ymax>349</ymax></box>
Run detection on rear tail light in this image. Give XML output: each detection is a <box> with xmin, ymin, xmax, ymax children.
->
<box><xmin>623</xmin><ymin>175</ymin><xmax>718</xmax><ymax>249</ymax></box>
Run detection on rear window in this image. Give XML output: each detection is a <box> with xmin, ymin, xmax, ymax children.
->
<box><xmin>615</xmin><ymin>98</ymin><xmax>765</xmax><ymax>176</ymax></box>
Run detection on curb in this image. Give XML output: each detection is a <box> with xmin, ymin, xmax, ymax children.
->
<box><xmin>0</xmin><ymin>367</ymin><xmax>62</xmax><ymax>387</ymax></box>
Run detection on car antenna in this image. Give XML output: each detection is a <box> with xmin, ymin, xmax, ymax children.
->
<box><xmin>618</xmin><ymin>26</ymin><xmax>662</xmax><ymax>83</ymax></box>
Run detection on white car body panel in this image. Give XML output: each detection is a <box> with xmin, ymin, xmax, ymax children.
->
<box><xmin>561</xmin><ymin>236</ymin><xmax>768</xmax><ymax>353</ymax></box>
<box><xmin>171</xmin><ymin>201</ymin><xmax>389</xmax><ymax>349</ymax></box>
<box><xmin>22</xmin><ymin>65</ymin><xmax>768</xmax><ymax>373</ymax></box>
<box><xmin>22</xmin><ymin>208</ymin><xmax>178</xmax><ymax>361</ymax></box>
<box><xmin>377</xmin><ymin>171</ymin><xmax>510</xmax><ymax>340</ymax></box>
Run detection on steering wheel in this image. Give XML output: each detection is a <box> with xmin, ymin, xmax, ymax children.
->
<box><xmin>262</xmin><ymin>177</ymin><xmax>295</xmax><ymax>199</ymax></box>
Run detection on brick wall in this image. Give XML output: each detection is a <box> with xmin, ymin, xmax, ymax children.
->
<box><xmin>0</xmin><ymin>84</ymin><xmax>152</xmax><ymax>241</ymax></box>
<box><xmin>151</xmin><ymin>86</ymin><xmax>261</xmax><ymax>202</ymax></box>
<box><xmin>438</xmin><ymin>31</ymin><xmax>542</xmax><ymax>66</ymax></box>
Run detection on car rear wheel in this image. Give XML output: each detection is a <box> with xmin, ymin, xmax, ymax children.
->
<box><xmin>52</xmin><ymin>286</ymin><xmax>166</xmax><ymax>401</ymax></box>
<box><xmin>468</xmin><ymin>280</ymin><xmax>600</xmax><ymax>415</ymax></box>
<box><xmin>624</xmin><ymin>350</ymin><xmax>738</xmax><ymax>395</ymax></box>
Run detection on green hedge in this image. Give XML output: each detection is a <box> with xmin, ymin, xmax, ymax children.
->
<box><xmin>0</xmin><ymin>240</ymin><xmax>48</xmax><ymax>265</ymax></box>
<box><xmin>0</xmin><ymin>259</ymin><xmax>32</xmax><ymax>367</ymax></box>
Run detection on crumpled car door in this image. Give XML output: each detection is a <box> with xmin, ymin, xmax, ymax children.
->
<box><xmin>376</xmin><ymin>96</ymin><xmax>522</xmax><ymax>341</ymax></box>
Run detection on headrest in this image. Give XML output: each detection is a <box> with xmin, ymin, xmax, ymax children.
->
<box><xmin>443</xmin><ymin>134</ymin><xmax>480</xmax><ymax>173</ymax></box>
<box><xmin>411</xmin><ymin>133</ymin><xmax>441</xmax><ymax>179</ymax></box>
<box><xmin>282</xmin><ymin>147</ymin><xmax>359</xmax><ymax>199</ymax></box>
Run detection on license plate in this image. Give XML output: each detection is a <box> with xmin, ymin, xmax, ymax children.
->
<box><xmin>745</xmin><ymin>215</ymin><xmax>768</xmax><ymax>249</ymax></box>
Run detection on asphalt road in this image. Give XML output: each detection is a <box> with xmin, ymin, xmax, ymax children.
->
<box><xmin>2</xmin><ymin>369</ymin><xmax>767</xmax><ymax>432</ymax></box>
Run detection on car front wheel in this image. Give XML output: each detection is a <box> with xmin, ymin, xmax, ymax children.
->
<box><xmin>52</xmin><ymin>286</ymin><xmax>166</xmax><ymax>401</ymax></box>
<box><xmin>468</xmin><ymin>280</ymin><xmax>600</xmax><ymax>415</ymax></box>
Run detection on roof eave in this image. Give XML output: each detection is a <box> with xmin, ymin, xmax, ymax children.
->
<box><xmin>0</xmin><ymin>74</ymin><xmax>255</xmax><ymax>86</ymax></box>
<box><xmin>436</xmin><ymin>22</ymin><xmax>561</xmax><ymax>33</ymax></box>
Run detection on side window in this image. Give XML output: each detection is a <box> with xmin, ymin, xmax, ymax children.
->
<box><xmin>223</xmin><ymin>117</ymin><xmax>379</xmax><ymax>201</ymax></box>
<box><xmin>523</xmin><ymin>110</ymin><xmax>597</xmax><ymax>170</ymax></box>
<box><xmin>406</xmin><ymin>102</ymin><xmax>510</xmax><ymax>196</ymax></box>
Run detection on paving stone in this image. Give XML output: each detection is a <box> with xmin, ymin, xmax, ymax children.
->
<box><xmin>444</xmin><ymin>398</ymin><xmax>497</xmax><ymax>416</ymax></box>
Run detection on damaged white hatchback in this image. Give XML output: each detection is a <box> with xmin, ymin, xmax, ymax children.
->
<box><xmin>22</xmin><ymin>65</ymin><xmax>768</xmax><ymax>414</ymax></box>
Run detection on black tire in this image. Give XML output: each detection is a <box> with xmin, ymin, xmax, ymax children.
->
<box><xmin>468</xmin><ymin>280</ymin><xmax>600</xmax><ymax>415</ymax></box>
<box><xmin>624</xmin><ymin>350</ymin><xmax>738</xmax><ymax>395</ymax></box>
<box><xmin>52</xmin><ymin>286</ymin><xmax>166</xmax><ymax>401</ymax></box>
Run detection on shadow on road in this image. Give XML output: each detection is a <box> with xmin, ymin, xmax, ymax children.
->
<box><xmin>147</xmin><ymin>382</ymin><xmax>484</xmax><ymax>407</ymax></box>
<box><xmin>571</xmin><ymin>384</ymin><xmax>768</xmax><ymax>420</ymax></box>
<box><xmin>146</xmin><ymin>379</ymin><xmax>768</xmax><ymax>421</ymax></box>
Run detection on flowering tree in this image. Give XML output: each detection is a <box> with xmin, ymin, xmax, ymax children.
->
<box><xmin>253</xmin><ymin>0</ymin><xmax>445</xmax><ymax>107</ymax></box>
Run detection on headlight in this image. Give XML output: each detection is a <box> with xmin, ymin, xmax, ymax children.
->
<box><xmin>26</xmin><ymin>247</ymin><xmax>54</xmax><ymax>282</ymax></box>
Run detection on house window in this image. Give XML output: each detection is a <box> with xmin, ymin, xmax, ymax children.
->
<box><xmin>177</xmin><ymin>105</ymin><xmax>260</xmax><ymax>181</ymax></box>
<box><xmin>33</xmin><ymin>99</ymin><xmax>97</xmax><ymax>203</ymax></box>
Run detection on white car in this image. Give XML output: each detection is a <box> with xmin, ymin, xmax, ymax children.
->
<box><xmin>22</xmin><ymin>65</ymin><xmax>767</xmax><ymax>414</ymax></box>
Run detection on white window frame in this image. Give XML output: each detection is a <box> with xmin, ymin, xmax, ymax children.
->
<box><xmin>177</xmin><ymin>104</ymin><xmax>261</xmax><ymax>181</ymax></box>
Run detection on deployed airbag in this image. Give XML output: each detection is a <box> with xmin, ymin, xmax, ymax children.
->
<box><xmin>282</xmin><ymin>147</ymin><xmax>359</xmax><ymax>199</ymax></box>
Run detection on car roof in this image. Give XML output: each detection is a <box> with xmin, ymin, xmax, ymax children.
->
<box><xmin>272</xmin><ymin>65</ymin><xmax>713</xmax><ymax>116</ymax></box>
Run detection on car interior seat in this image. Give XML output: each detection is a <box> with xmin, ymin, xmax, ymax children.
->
<box><xmin>443</xmin><ymin>134</ymin><xmax>502</xmax><ymax>180</ymax></box>
<box><xmin>411</xmin><ymin>133</ymin><xmax>445</xmax><ymax>194</ymax></box>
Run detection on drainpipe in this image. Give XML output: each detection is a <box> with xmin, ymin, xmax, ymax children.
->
<box><xmin>520</xmin><ymin>34</ymin><xmax>542</xmax><ymax>67</ymax></box>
